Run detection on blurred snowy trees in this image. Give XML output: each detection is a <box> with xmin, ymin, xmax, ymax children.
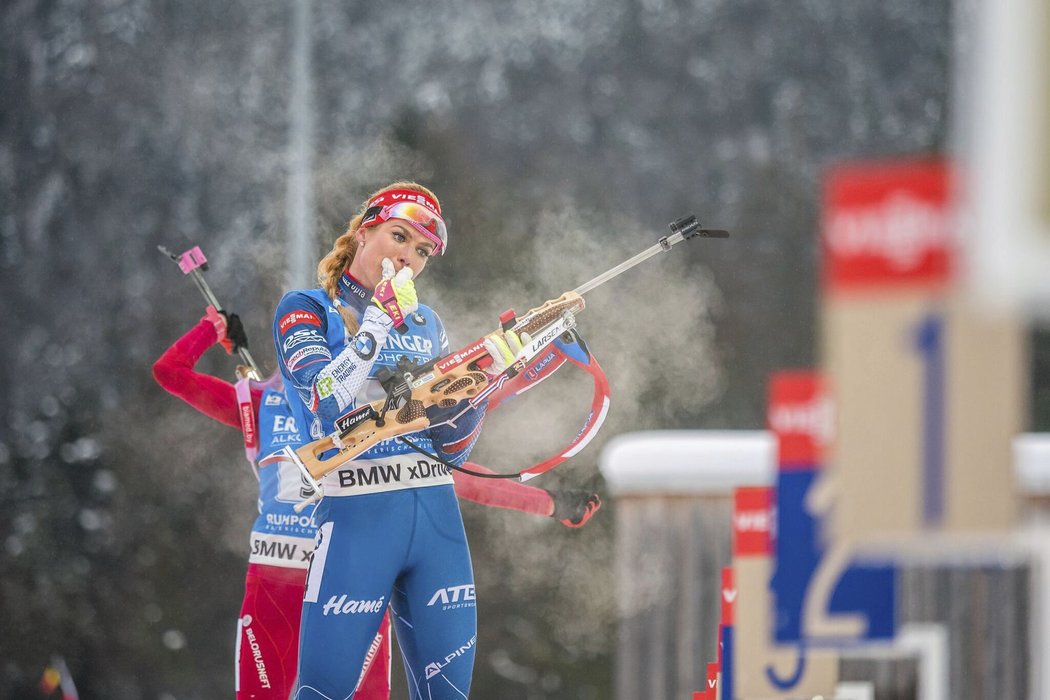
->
<box><xmin>0</xmin><ymin>0</ymin><xmax>967</xmax><ymax>697</ymax></box>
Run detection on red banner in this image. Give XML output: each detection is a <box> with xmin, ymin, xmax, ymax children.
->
<box><xmin>705</xmin><ymin>662</ymin><xmax>720</xmax><ymax>695</ymax></box>
<box><xmin>768</xmin><ymin>371</ymin><xmax>830</xmax><ymax>468</ymax></box>
<box><xmin>733</xmin><ymin>487</ymin><xmax>773</xmax><ymax>557</ymax></box>
<box><xmin>822</xmin><ymin>159</ymin><xmax>954</xmax><ymax>291</ymax></box>
<box><xmin>720</xmin><ymin>566</ymin><xmax>736</xmax><ymax>626</ymax></box>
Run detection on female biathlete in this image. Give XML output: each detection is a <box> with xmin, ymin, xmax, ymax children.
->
<box><xmin>155</xmin><ymin>296</ymin><xmax>598</xmax><ymax>696</ymax></box>
<box><xmin>274</xmin><ymin>181</ymin><xmax>559</xmax><ymax>698</ymax></box>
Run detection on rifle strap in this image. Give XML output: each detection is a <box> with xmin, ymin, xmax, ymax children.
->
<box><xmin>235</xmin><ymin>376</ymin><xmax>261</xmax><ymax>480</ymax></box>
<box><xmin>512</xmin><ymin>334</ymin><xmax>610</xmax><ymax>481</ymax></box>
<box><xmin>400</xmin><ymin>331</ymin><xmax>611</xmax><ymax>481</ymax></box>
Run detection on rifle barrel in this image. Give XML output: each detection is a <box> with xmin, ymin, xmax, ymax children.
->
<box><xmin>572</xmin><ymin>232</ymin><xmax>686</xmax><ymax>296</ymax></box>
<box><xmin>161</xmin><ymin>245</ymin><xmax>263</xmax><ymax>380</ymax></box>
<box><xmin>189</xmin><ymin>269</ymin><xmax>224</xmax><ymax>311</ymax></box>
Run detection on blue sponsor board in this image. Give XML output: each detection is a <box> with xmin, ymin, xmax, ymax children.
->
<box><xmin>720</xmin><ymin>624</ymin><xmax>733</xmax><ymax>700</ymax></box>
<box><xmin>771</xmin><ymin>467</ymin><xmax>896</xmax><ymax>645</ymax></box>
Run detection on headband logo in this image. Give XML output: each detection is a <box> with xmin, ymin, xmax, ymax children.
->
<box><xmin>368</xmin><ymin>190</ymin><xmax>440</xmax><ymax>214</ymax></box>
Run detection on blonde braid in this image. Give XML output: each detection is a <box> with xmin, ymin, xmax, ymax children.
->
<box><xmin>317</xmin><ymin>228</ymin><xmax>363</xmax><ymax>334</ymax></box>
<box><xmin>316</xmin><ymin>181</ymin><xmax>442</xmax><ymax>336</ymax></box>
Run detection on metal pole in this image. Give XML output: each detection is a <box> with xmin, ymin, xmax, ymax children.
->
<box><xmin>286</xmin><ymin>0</ymin><xmax>315</xmax><ymax>290</ymax></box>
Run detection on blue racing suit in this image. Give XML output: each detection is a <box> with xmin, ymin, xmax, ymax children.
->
<box><xmin>274</xmin><ymin>270</ymin><xmax>484</xmax><ymax>699</ymax></box>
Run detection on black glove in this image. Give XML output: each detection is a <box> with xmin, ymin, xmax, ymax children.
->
<box><xmin>224</xmin><ymin>312</ymin><xmax>249</xmax><ymax>353</ymax></box>
<box><xmin>550</xmin><ymin>489</ymin><xmax>602</xmax><ymax>528</ymax></box>
<box><xmin>207</xmin><ymin>305</ymin><xmax>250</xmax><ymax>355</ymax></box>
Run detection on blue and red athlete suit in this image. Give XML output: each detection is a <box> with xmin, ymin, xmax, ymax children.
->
<box><xmin>152</xmin><ymin>319</ymin><xmax>393</xmax><ymax>700</ymax></box>
<box><xmin>275</xmin><ymin>271</ymin><xmax>486</xmax><ymax>699</ymax></box>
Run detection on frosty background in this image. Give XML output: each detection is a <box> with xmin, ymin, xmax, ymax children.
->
<box><xmin>4</xmin><ymin>0</ymin><xmax>1046</xmax><ymax>698</ymax></box>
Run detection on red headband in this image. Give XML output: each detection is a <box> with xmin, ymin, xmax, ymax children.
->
<box><xmin>366</xmin><ymin>188</ymin><xmax>440</xmax><ymax>215</ymax></box>
<box><xmin>360</xmin><ymin>188</ymin><xmax>447</xmax><ymax>254</ymax></box>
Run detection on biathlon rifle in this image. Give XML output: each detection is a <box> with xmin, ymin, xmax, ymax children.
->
<box><xmin>292</xmin><ymin>215</ymin><xmax>728</xmax><ymax>488</ymax></box>
<box><xmin>158</xmin><ymin>244</ymin><xmax>262</xmax><ymax>379</ymax></box>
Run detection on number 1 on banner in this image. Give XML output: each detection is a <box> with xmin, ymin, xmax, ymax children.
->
<box><xmin>914</xmin><ymin>311</ymin><xmax>945</xmax><ymax>526</ymax></box>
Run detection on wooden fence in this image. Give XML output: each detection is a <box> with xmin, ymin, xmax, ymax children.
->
<box><xmin>600</xmin><ymin>431</ymin><xmax>1050</xmax><ymax>700</ymax></box>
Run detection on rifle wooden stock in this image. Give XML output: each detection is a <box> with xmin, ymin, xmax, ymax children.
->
<box><xmin>513</xmin><ymin>292</ymin><xmax>585</xmax><ymax>337</ymax></box>
<box><xmin>295</xmin><ymin>414</ymin><xmax>430</xmax><ymax>480</ymax></box>
<box><xmin>294</xmin><ymin>292</ymin><xmax>587</xmax><ymax>481</ymax></box>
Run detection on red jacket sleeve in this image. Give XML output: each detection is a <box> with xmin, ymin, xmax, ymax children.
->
<box><xmin>452</xmin><ymin>465</ymin><xmax>555</xmax><ymax>517</ymax></box>
<box><xmin>152</xmin><ymin>319</ymin><xmax>241</xmax><ymax>429</ymax></box>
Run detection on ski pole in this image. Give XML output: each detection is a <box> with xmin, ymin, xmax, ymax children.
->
<box><xmin>158</xmin><ymin>244</ymin><xmax>262</xmax><ymax>379</ymax></box>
